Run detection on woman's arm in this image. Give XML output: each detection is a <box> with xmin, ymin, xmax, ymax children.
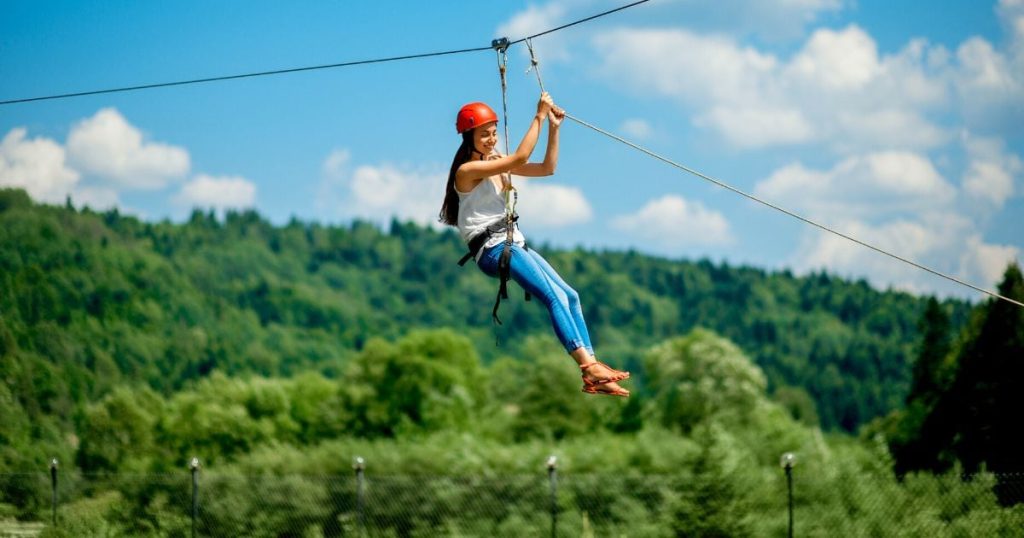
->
<box><xmin>456</xmin><ymin>94</ymin><xmax>553</xmax><ymax>185</ymax></box>
<box><xmin>512</xmin><ymin>108</ymin><xmax>563</xmax><ymax>177</ymax></box>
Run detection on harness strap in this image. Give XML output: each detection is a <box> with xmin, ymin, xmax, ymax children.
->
<box><xmin>457</xmin><ymin>217</ymin><xmax>531</xmax><ymax>326</ymax></box>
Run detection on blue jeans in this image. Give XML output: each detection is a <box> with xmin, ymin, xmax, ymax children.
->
<box><xmin>478</xmin><ymin>244</ymin><xmax>594</xmax><ymax>355</ymax></box>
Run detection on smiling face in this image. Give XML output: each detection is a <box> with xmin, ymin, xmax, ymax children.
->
<box><xmin>472</xmin><ymin>122</ymin><xmax>498</xmax><ymax>156</ymax></box>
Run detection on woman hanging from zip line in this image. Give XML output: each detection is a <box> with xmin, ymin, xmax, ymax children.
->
<box><xmin>439</xmin><ymin>92</ymin><xmax>630</xmax><ymax>397</ymax></box>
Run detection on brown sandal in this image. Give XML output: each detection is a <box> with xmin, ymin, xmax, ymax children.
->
<box><xmin>580</xmin><ymin>361</ymin><xmax>630</xmax><ymax>386</ymax></box>
<box><xmin>582</xmin><ymin>383</ymin><xmax>630</xmax><ymax>397</ymax></box>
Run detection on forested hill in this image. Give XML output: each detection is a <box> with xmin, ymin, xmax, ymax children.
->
<box><xmin>0</xmin><ymin>187</ymin><xmax>969</xmax><ymax>441</ymax></box>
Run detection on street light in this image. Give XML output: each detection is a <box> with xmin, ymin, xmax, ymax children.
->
<box><xmin>189</xmin><ymin>457</ymin><xmax>200</xmax><ymax>538</ymax></box>
<box><xmin>49</xmin><ymin>459</ymin><xmax>58</xmax><ymax>526</ymax></box>
<box><xmin>546</xmin><ymin>456</ymin><xmax>558</xmax><ymax>538</ymax></box>
<box><xmin>353</xmin><ymin>457</ymin><xmax>366</xmax><ymax>535</ymax></box>
<box><xmin>780</xmin><ymin>452</ymin><xmax>796</xmax><ymax>538</ymax></box>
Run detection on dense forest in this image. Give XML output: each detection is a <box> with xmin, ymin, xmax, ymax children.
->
<box><xmin>0</xmin><ymin>187</ymin><xmax>969</xmax><ymax>444</ymax></box>
<box><xmin>2</xmin><ymin>187</ymin><xmax>1023</xmax><ymax>535</ymax></box>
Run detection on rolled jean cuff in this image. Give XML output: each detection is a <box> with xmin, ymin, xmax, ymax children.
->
<box><xmin>566</xmin><ymin>340</ymin><xmax>592</xmax><ymax>356</ymax></box>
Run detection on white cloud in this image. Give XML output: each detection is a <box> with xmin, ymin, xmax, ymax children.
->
<box><xmin>956</xmin><ymin>37</ymin><xmax>1015</xmax><ymax>91</ymax></box>
<box><xmin>620</xmin><ymin>118</ymin><xmax>653</xmax><ymax>140</ymax></box>
<box><xmin>498</xmin><ymin>0</ymin><xmax>845</xmax><ymax>71</ymax></box>
<box><xmin>756</xmin><ymin>146</ymin><xmax>1020</xmax><ymax>297</ymax></box>
<box><xmin>960</xmin><ymin>235</ymin><xmax>1020</xmax><ymax>290</ymax></box>
<box><xmin>964</xmin><ymin>161</ymin><xmax>1014</xmax><ymax>206</ymax></box>
<box><xmin>594</xmin><ymin>28</ymin><xmax>777</xmax><ymax>108</ymax></box>
<box><xmin>833</xmin><ymin>109</ymin><xmax>949</xmax><ymax>153</ymax></box>
<box><xmin>611</xmin><ymin>194</ymin><xmax>733</xmax><ymax>247</ymax></box>
<box><xmin>322</xmin><ymin>148</ymin><xmax>350</xmax><ymax>179</ymax></box>
<box><xmin>350</xmin><ymin>165</ymin><xmax>442</xmax><ymax>225</ymax></box>
<box><xmin>632</xmin><ymin>0</ymin><xmax>844</xmax><ymax>41</ymax></box>
<box><xmin>175</xmin><ymin>174</ymin><xmax>256</xmax><ymax>211</ymax></box>
<box><xmin>720</xmin><ymin>0</ymin><xmax>844</xmax><ymax>39</ymax></box>
<box><xmin>961</xmin><ymin>132</ymin><xmax>1021</xmax><ymax>208</ymax></box>
<box><xmin>787</xmin><ymin>24</ymin><xmax>880</xmax><ymax>90</ymax></box>
<box><xmin>496</xmin><ymin>3</ymin><xmax>571</xmax><ymax>63</ymax></box>
<box><xmin>71</xmin><ymin>186</ymin><xmax>121</xmax><ymax>210</ymax></box>
<box><xmin>697</xmin><ymin>105</ymin><xmax>814</xmax><ymax>148</ymax></box>
<box><xmin>318</xmin><ymin>149</ymin><xmax>445</xmax><ymax>227</ymax></box>
<box><xmin>754</xmin><ymin>151</ymin><xmax>955</xmax><ymax>221</ymax></box>
<box><xmin>591</xmin><ymin>24</ymin><xmax>1017</xmax><ymax>151</ymax></box>
<box><xmin>514</xmin><ymin>180</ymin><xmax>593</xmax><ymax>227</ymax></box>
<box><xmin>496</xmin><ymin>2</ymin><xmax>566</xmax><ymax>42</ymax></box>
<box><xmin>1000</xmin><ymin>0</ymin><xmax>1024</xmax><ymax>49</ymax></box>
<box><xmin>0</xmin><ymin>128</ymin><xmax>80</xmax><ymax>203</ymax></box>
<box><xmin>792</xmin><ymin>215</ymin><xmax>1019</xmax><ymax>296</ymax></box>
<box><xmin>67</xmin><ymin>108</ymin><xmax>189</xmax><ymax>189</ymax></box>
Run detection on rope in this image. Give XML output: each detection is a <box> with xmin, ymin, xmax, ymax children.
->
<box><xmin>495</xmin><ymin>44</ymin><xmax>517</xmax><ymax>215</ymax></box>
<box><xmin>520</xmin><ymin>43</ymin><xmax>1024</xmax><ymax>309</ymax></box>
<box><xmin>496</xmin><ymin>47</ymin><xmax>512</xmax><ymax>162</ymax></box>
<box><xmin>1</xmin><ymin>0</ymin><xmax>652</xmax><ymax>106</ymax></box>
<box><xmin>525</xmin><ymin>39</ymin><xmax>546</xmax><ymax>93</ymax></box>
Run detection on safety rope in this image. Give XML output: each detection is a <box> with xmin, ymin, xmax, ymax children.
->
<box><xmin>525</xmin><ymin>39</ymin><xmax>545</xmax><ymax>93</ymax></box>
<box><xmin>490</xmin><ymin>39</ymin><xmax>526</xmax><ymax>330</ymax></box>
<box><xmin>493</xmin><ymin>39</ymin><xmax>518</xmax><ymax>215</ymax></box>
<box><xmin>520</xmin><ymin>42</ymin><xmax>1024</xmax><ymax>309</ymax></box>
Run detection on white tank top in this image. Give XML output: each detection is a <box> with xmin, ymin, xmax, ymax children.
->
<box><xmin>456</xmin><ymin>177</ymin><xmax>526</xmax><ymax>258</ymax></box>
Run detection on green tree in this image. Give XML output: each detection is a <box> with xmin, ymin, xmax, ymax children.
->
<box><xmin>77</xmin><ymin>386</ymin><xmax>163</xmax><ymax>471</ymax></box>
<box><xmin>889</xmin><ymin>297</ymin><xmax>956</xmax><ymax>475</ymax></box>
<box><xmin>947</xmin><ymin>263</ymin><xmax>1024</xmax><ymax>504</ymax></box>
<box><xmin>907</xmin><ymin>297</ymin><xmax>953</xmax><ymax>401</ymax></box>
<box><xmin>773</xmin><ymin>385</ymin><xmax>820</xmax><ymax>427</ymax></box>
<box><xmin>340</xmin><ymin>329</ymin><xmax>485</xmax><ymax>437</ymax></box>
<box><xmin>644</xmin><ymin>329</ymin><xmax>767</xmax><ymax>433</ymax></box>
<box><xmin>487</xmin><ymin>337</ymin><xmax>606</xmax><ymax>441</ymax></box>
<box><xmin>669</xmin><ymin>426</ymin><xmax>753</xmax><ymax>537</ymax></box>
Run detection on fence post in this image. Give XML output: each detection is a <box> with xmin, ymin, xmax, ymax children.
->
<box><xmin>353</xmin><ymin>456</ymin><xmax>365</xmax><ymax>536</ymax></box>
<box><xmin>190</xmin><ymin>457</ymin><xmax>200</xmax><ymax>538</ymax></box>
<box><xmin>547</xmin><ymin>455</ymin><xmax>558</xmax><ymax>538</ymax></box>
<box><xmin>780</xmin><ymin>452</ymin><xmax>797</xmax><ymax>538</ymax></box>
<box><xmin>49</xmin><ymin>458</ymin><xmax>58</xmax><ymax>527</ymax></box>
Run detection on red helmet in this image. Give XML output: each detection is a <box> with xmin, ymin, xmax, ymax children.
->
<box><xmin>456</xmin><ymin>102</ymin><xmax>498</xmax><ymax>134</ymax></box>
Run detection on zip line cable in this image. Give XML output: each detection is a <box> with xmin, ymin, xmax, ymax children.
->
<box><xmin>510</xmin><ymin>0</ymin><xmax>651</xmax><ymax>45</ymax></box>
<box><xmin>0</xmin><ymin>47</ymin><xmax>493</xmax><ymax>106</ymax></box>
<box><xmin>0</xmin><ymin>0</ymin><xmax>650</xmax><ymax>106</ymax></box>
<box><xmin>518</xmin><ymin>43</ymin><xmax>1024</xmax><ymax>309</ymax></box>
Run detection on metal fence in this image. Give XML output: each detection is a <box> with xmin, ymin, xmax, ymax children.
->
<box><xmin>1</xmin><ymin>457</ymin><xmax>1023</xmax><ymax>537</ymax></box>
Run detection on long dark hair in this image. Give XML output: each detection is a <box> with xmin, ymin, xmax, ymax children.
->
<box><xmin>439</xmin><ymin>131</ymin><xmax>477</xmax><ymax>226</ymax></box>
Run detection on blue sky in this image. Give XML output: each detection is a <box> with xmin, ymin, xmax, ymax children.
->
<box><xmin>2</xmin><ymin>0</ymin><xmax>1022</xmax><ymax>301</ymax></box>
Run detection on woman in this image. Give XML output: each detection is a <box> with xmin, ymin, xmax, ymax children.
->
<box><xmin>439</xmin><ymin>92</ymin><xmax>630</xmax><ymax>397</ymax></box>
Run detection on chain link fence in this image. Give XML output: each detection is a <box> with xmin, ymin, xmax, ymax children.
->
<box><xmin>1</xmin><ymin>459</ymin><xmax>1023</xmax><ymax>537</ymax></box>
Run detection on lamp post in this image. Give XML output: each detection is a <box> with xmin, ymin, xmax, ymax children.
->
<box><xmin>353</xmin><ymin>456</ymin><xmax>365</xmax><ymax>536</ymax></box>
<box><xmin>546</xmin><ymin>456</ymin><xmax>558</xmax><ymax>538</ymax></box>
<box><xmin>190</xmin><ymin>457</ymin><xmax>200</xmax><ymax>538</ymax></box>
<box><xmin>49</xmin><ymin>459</ymin><xmax>58</xmax><ymax>527</ymax></box>
<box><xmin>780</xmin><ymin>452</ymin><xmax>797</xmax><ymax>538</ymax></box>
